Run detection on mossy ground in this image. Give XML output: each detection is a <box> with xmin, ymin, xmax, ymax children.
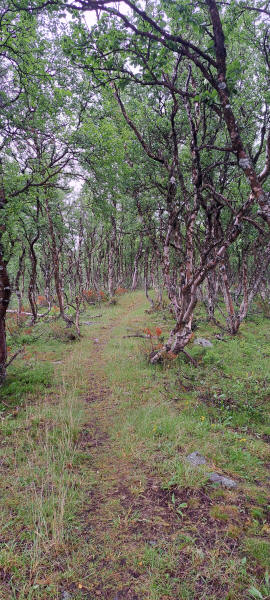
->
<box><xmin>0</xmin><ymin>293</ymin><xmax>269</xmax><ymax>599</ymax></box>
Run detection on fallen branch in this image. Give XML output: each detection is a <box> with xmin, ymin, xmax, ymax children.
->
<box><xmin>182</xmin><ymin>349</ymin><xmax>197</xmax><ymax>367</ymax></box>
<box><xmin>7</xmin><ymin>309</ymin><xmax>44</xmax><ymax>317</ymax></box>
<box><xmin>122</xmin><ymin>334</ymin><xmax>147</xmax><ymax>339</ymax></box>
<box><xmin>210</xmin><ymin>313</ymin><xmax>228</xmax><ymax>333</ymax></box>
<box><xmin>5</xmin><ymin>347</ymin><xmax>24</xmax><ymax>368</ymax></box>
<box><xmin>7</xmin><ymin>309</ymin><xmax>55</xmax><ymax>320</ymax></box>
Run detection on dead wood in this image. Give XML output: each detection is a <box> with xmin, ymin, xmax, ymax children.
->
<box><xmin>5</xmin><ymin>347</ymin><xmax>24</xmax><ymax>368</ymax></box>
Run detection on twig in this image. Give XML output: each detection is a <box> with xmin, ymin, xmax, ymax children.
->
<box><xmin>122</xmin><ymin>334</ymin><xmax>147</xmax><ymax>339</ymax></box>
<box><xmin>7</xmin><ymin>309</ymin><xmax>56</xmax><ymax>320</ymax></box>
<box><xmin>181</xmin><ymin>349</ymin><xmax>197</xmax><ymax>367</ymax></box>
<box><xmin>7</xmin><ymin>309</ymin><xmax>44</xmax><ymax>317</ymax></box>
<box><xmin>211</xmin><ymin>314</ymin><xmax>228</xmax><ymax>332</ymax></box>
<box><xmin>5</xmin><ymin>347</ymin><xmax>24</xmax><ymax>368</ymax></box>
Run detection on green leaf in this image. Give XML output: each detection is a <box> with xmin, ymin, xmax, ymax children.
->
<box><xmin>248</xmin><ymin>587</ymin><xmax>263</xmax><ymax>599</ymax></box>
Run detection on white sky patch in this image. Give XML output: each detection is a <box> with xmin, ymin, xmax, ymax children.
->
<box><xmin>84</xmin><ymin>1</ymin><xmax>132</xmax><ymax>29</ymax></box>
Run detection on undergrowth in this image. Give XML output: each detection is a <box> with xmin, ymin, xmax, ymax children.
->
<box><xmin>0</xmin><ymin>293</ymin><xmax>269</xmax><ymax>599</ymax></box>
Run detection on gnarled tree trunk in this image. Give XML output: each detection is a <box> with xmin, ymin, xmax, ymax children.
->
<box><xmin>44</xmin><ymin>195</ymin><xmax>72</xmax><ymax>326</ymax></box>
<box><xmin>15</xmin><ymin>246</ymin><xmax>25</xmax><ymax>324</ymax></box>
<box><xmin>0</xmin><ymin>159</ymin><xmax>11</xmax><ymax>383</ymax></box>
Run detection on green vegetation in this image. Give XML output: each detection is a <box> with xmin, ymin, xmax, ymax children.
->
<box><xmin>1</xmin><ymin>1</ymin><xmax>270</xmax><ymax>597</ymax></box>
<box><xmin>0</xmin><ymin>293</ymin><xmax>269</xmax><ymax>599</ymax></box>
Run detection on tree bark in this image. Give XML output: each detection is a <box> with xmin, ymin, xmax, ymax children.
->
<box><xmin>44</xmin><ymin>196</ymin><xmax>72</xmax><ymax>326</ymax></box>
<box><xmin>0</xmin><ymin>159</ymin><xmax>11</xmax><ymax>383</ymax></box>
<box><xmin>15</xmin><ymin>247</ymin><xmax>25</xmax><ymax>323</ymax></box>
<box><xmin>131</xmin><ymin>235</ymin><xmax>143</xmax><ymax>291</ymax></box>
<box><xmin>108</xmin><ymin>213</ymin><xmax>117</xmax><ymax>298</ymax></box>
<box><xmin>28</xmin><ymin>235</ymin><xmax>39</xmax><ymax>325</ymax></box>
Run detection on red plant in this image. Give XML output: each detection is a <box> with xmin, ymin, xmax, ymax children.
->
<box><xmin>156</xmin><ymin>327</ymin><xmax>162</xmax><ymax>337</ymax></box>
<box><xmin>83</xmin><ymin>289</ymin><xmax>107</xmax><ymax>302</ymax></box>
<box><xmin>115</xmin><ymin>287</ymin><xmax>128</xmax><ymax>295</ymax></box>
<box><xmin>144</xmin><ymin>328</ymin><xmax>152</xmax><ymax>336</ymax></box>
<box><xmin>37</xmin><ymin>295</ymin><xmax>48</xmax><ymax>307</ymax></box>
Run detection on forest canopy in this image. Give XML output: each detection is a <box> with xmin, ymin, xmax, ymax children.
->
<box><xmin>1</xmin><ymin>0</ymin><xmax>270</xmax><ymax>379</ymax></box>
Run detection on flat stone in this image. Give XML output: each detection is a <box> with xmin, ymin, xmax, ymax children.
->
<box><xmin>207</xmin><ymin>472</ymin><xmax>238</xmax><ymax>488</ymax></box>
<box><xmin>194</xmin><ymin>337</ymin><xmax>213</xmax><ymax>347</ymax></box>
<box><xmin>186</xmin><ymin>451</ymin><xmax>207</xmax><ymax>466</ymax></box>
<box><xmin>62</xmin><ymin>592</ymin><xmax>72</xmax><ymax>600</ymax></box>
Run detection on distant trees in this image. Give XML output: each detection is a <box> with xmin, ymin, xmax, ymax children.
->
<box><xmin>1</xmin><ymin>0</ymin><xmax>270</xmax><ymax>379</ymax></box>
<box><xmin>59</xmin><ymin>0</ymin><xmax>270</xmax><ymax>360</ymax></box>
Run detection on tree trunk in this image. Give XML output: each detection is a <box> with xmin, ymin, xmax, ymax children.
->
<box><xmin>108</xmin><ymin>214</ymin><xmax>117</xmax><ymax>298</ymax></box>
<box><xmin>220</xmin><ymin>261</ymin><xmax>239</xmax><ymax>334</ymax></box>
<box><xmin>0</xmin><ymin>256</ymin><xmax>10</xmax><ymax>383</ymax></box>
<box><xmin>150</xmin><ymin>291</ymin><xmax>197</xmax><ymax>364</ymax></box>
<box><xmin>28</xmin><ymin>237</ymin><xmax>39</xmax><ymax>325</ymax></box>
<box><xmin>15</xmin><ymin>247</ymin><xmax>25</xmax><ymax>323</ymax></box>
<box><xmin>131</xmin><ymin>236</ymin><xmax>143</xmax><ymax>291</ymax></box>
<box><xmin>44</xmin><ymin>196</ymin><xmax>72</xmax><ymax>325</ymax></box>
<box><xmin>205</xmin><ymin>271</ymin><xmax>219</xmax><ymax>321</ymax></box>
<box><xmin>0</xmin><ymin>159</ymin><xmax>11</xmax><ymax>383</ymax></box>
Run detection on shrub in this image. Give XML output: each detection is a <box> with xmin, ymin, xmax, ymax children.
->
<box><xmin>83</xmin><ymin>289</ymin><xmax>108</xmax><ymax>303</ymax></box>
<box><xmin>37</xmin><ymin>295</ymin><xmax>48</xmax><ymax>307</ymax></box>
<box><xmin>115</xmin><ymin>287</ymin><xmax>128</xmax><ymax>295</ymax></box>
<box><xmin>48</xmin><ymin>323</ymin><xmax>79</xmax><ymax>342</ymax></box>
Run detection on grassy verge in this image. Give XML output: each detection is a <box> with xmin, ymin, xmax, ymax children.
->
<box><xmin>0</xmin><ymin>312</ymin><xmax>98</xmax><ymax>599</ymax></box>
<box><xmin>102</xmin><ymin>294</ymin><xmax>270</xmax><ymax>599</ymax></box>
<box><xmin>0</xmin><ymin>293</ymin><xmax>269</xmax><ymax>599</ymax></box>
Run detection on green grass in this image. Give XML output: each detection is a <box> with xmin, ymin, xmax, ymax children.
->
<box><xmin>101</xmin><ymin>293</ymin><xmax>270</xmax><ymax>598</ymax></box>
<box><xmin>0</xmin><ymin>292</ymin><xmax>269</xmax><ymax>599</ymax></box>
<box><xmin>0</xmin><ymin>363</ymin><xmax>53</xmax><ymax>408</ymax></box>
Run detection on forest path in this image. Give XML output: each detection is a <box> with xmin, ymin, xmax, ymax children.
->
<box><xmin>2</xmin><ymin>293</ymin><xmax>269</xmax><ymax>600</ymax></box>
<box><xmin>73</xmin><ymin>294</ymin><xmax>179</xmax><ymax>600</ymax></box>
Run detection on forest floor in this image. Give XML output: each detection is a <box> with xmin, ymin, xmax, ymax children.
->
<box><xmin>0</xmin><ymin>292</ymin><xmax>270</xmax><ymax>600</ymax></box>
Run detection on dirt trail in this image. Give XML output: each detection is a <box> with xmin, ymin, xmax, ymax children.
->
<box><xmin>73</xmin><ymin>311</ymin><xmax>179</xmax><ymax>600</ymax></box>
<box><xmin>69</xmin><ymin>303</ymin><xmax>245</xmax><ymax>600</ymax></box>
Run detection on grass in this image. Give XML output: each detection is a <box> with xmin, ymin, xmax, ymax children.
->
<box><xmin>0</xmin><ymin>292</ymin><xmax>269</xmax><ymax>599</ymax></box>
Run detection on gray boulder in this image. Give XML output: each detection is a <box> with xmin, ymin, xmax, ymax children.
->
<box><xmin>207</xmin><ymin>472</ymin><xmax>237</xmax><ymax>488</ymax></box>
<box><xmin>194</xmin><ymin>337</ymin><xmax>213</xmax><ymax>347</ymax></box>
<box><xmin>186</xmin><ymin>451</ymin><xmax>207</xmax><ymax>466</ymax></box>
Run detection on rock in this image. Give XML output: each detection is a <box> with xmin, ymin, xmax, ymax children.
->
<box><xmin>186</xmin><ymin>451</ymin><xmax>207</xmax><ymax>466</ymax></box>
<box><xmin>194</xmin><ymin>337</ymin><xmax>213</xmax><ymax>347</ymax></box>
<box><xmin>207</xmin><ymin>472</ymin><xmax>237</xmax><ymax>488</ymax></box>
<box><xmin>62</xmin><ymin>592</ymin><xmax>72</xmax><ymax>600</ymax></box>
